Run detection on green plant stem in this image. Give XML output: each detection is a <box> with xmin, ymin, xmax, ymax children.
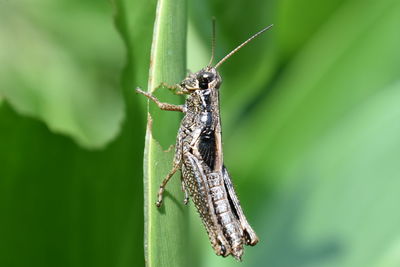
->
<box><xmin>143</xmin><ymin>0</ymin><xmax>189</xmax><ymax>266</ymax></box>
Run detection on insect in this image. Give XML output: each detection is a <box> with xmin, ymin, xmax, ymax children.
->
<box><xmin>136</xmin><ymin>20</ymin><xmax>273</xmax><ymax>260</ymax></box>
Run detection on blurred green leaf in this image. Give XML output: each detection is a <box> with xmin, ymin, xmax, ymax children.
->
<box><xmin>0</xmin><ymin>0</ymin><xmax>158</xmax><ymax>266</ymax></box>
<box><xmin>247</xmin><ymin>80</ymin><xmax>400</xmax><ymax>267</ymax></box>
<box><xmin>0</xmin><ymin>1</ymin><xmax>124</xmax><ymax>148</ymax></box>
<box><xmin>140</xmin><ymin>0</ymin><xmax>191</xmax><ymax>266</ymax></box>
<box><xmin>228</xmin><ymin>0</ymin><xmax>400</xmax><ymax>181</ymax></box>
<box><xmin>0</xmin><ymin>101</ymin><xmax>145</xmax><ymax>267</ymax></box>
<box><xmin>275</xmin><ymin>0</ymin><xmax>347</xmax><ymax>61</ymax></box>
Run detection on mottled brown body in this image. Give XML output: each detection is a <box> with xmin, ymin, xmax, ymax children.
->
<box><xmin>136</xmin><ymin>67</ymin><xmax>258</xmax><ymax>260</ymax></box>
<box><xmin>136</xmin><ymin>23</ymin><xmax>272</xmax><ymax>260</ymax></box>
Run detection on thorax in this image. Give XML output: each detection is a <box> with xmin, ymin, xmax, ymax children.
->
<box><xmin>182</xmin><ymin>89</ymin><xmax>220</xmax><ymax>129</ymax></box>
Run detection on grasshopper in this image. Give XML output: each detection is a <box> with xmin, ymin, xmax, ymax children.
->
<box><xmin>137</xmin><ymin>21</ymin><xmax>273</xmax><ymax>260</ymax></box>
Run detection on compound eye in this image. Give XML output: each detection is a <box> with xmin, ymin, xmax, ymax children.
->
<box><xmin>197</xmin><ymin>72</ymin><xmax>215</xmax><ymax>89</ymax></box>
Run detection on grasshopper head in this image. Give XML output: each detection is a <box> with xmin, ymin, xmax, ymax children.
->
<box><xmin>181</xmin><ymin>67</ymin><xmax>221</xmax><ymax>91</ymax></box>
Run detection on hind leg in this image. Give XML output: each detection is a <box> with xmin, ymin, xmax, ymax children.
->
<box><xmin>156</xmin><ymin>128</ymin><xmax>186</xmax><ymax>207</ymax></box>
<box><xmin>156</xmin><ymin>163</ymin><xmax>180</xmax><ymax>207</ymax></box>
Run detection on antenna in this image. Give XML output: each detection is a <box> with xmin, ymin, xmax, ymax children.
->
<box><xmin>214</xmin><ymin>24</ymin><xmax>273</xmax><ymax>69</ymax></box>
<box><xmin>208</xmin><ymin>17</ymin><xmax>217</xmax><ymax>67</ymax></box>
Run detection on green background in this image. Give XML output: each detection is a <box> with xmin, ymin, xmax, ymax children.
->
<box><xmin>1</xmin><ymin>0</ymin><xmax>400</xmax><ymax>266</ymax></box>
